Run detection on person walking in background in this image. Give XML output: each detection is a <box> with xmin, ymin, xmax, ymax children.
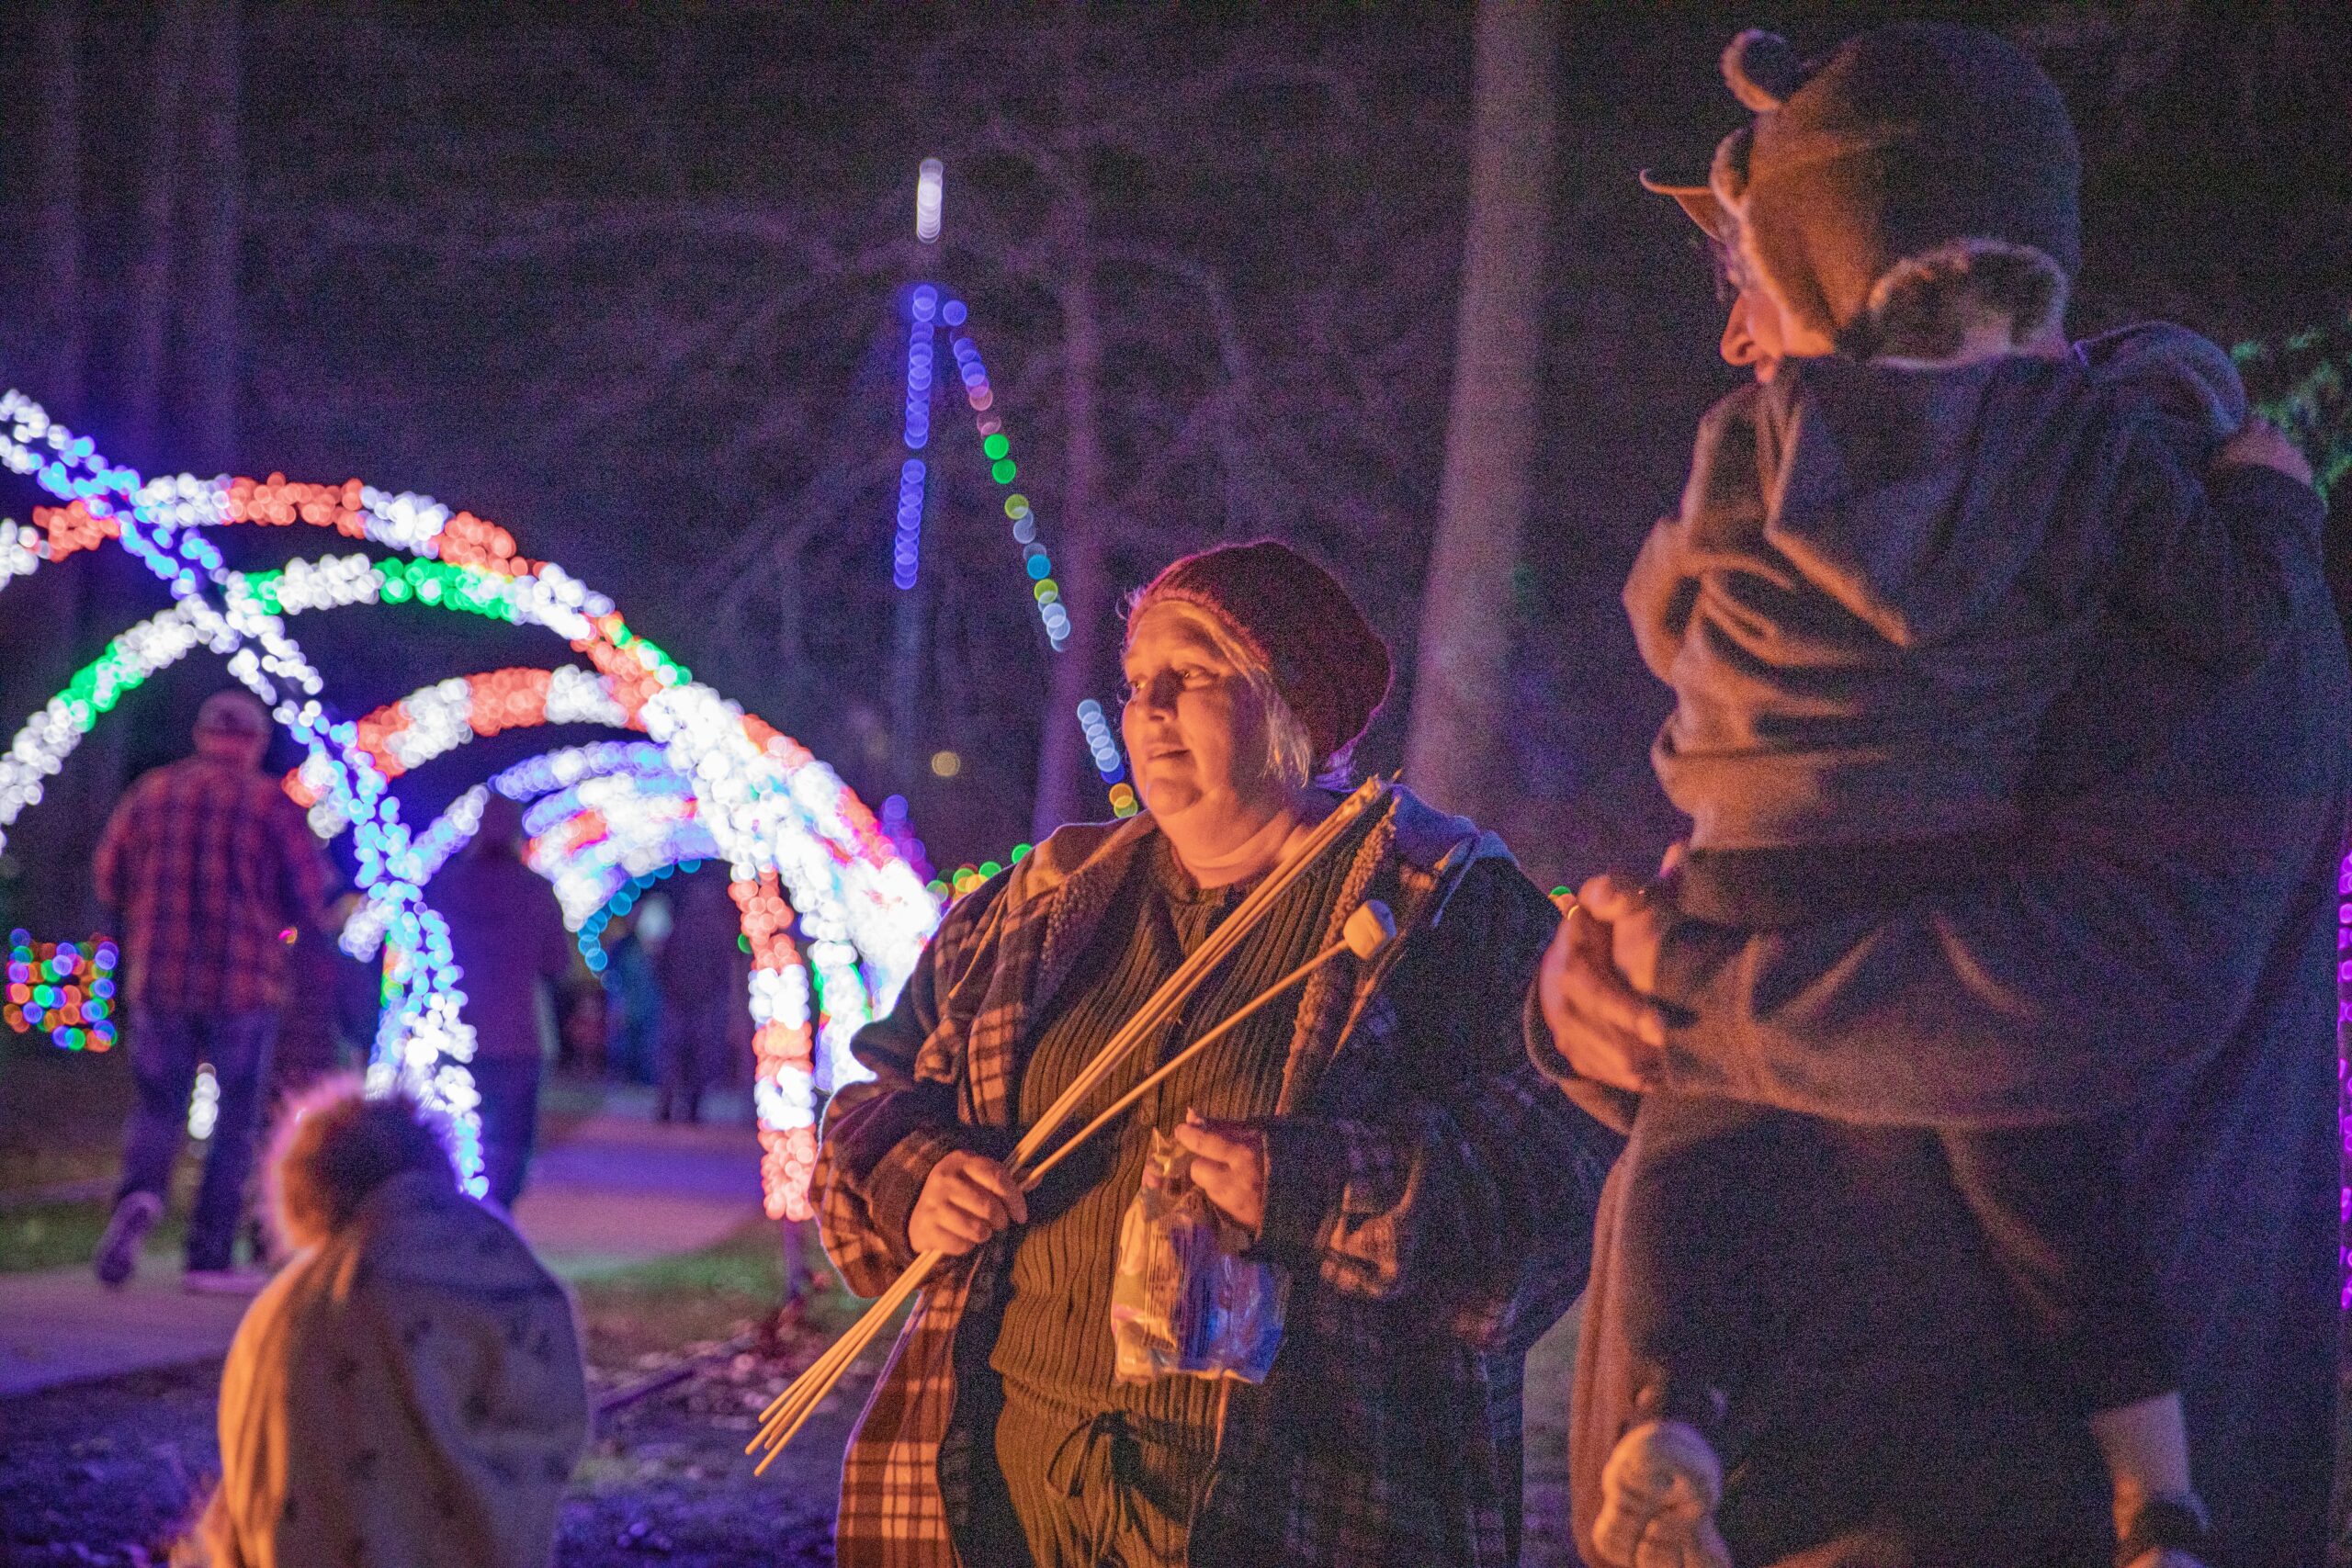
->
<box><xmin>434</xmin><ymin>794</ymin><xmax>571</xmax><ymax>1211</ymax></box>
<box><xmin>244</xmin><ymin>891</ymin><xmax>368</xmax><ymax>1266</ymax></box>
<box><xmin>91</xmin><ymin>690</ymin><xmax>336</xmax><ymax>1294</ymax></box>
<box><xmin>186</xmin><ymin>1078</ymin><xmax>587</xmax><ymax>1568</ymax></box>
<box><xmin>598</xmin><ymin>907</ymin><xmax>664</xmax><ymax>1087</ymax></box>
<box><xmin>267</xmin><ymin>897</ymin><xmax>364</xmax><ymax>1100</ymax></box>
<box><xmin>654</xmin><ymin>866</ymin><xmax>744</xmax><ymax>1124</ymax></box>
<box><xmin>556</xmin><ymin>957</ymin><xmax>606</xmax><ymax>1076</ymax></box>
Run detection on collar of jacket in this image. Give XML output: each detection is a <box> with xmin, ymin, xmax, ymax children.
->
<box><xmin>1005</xmin><ymin>784</ymin><xmax>1489</xmax><ymax>911</ymax></box>
<box><xmin>989</xmin><ymin>784</ymin><xmax>1501</xmax><ymax>1116</ymax></box>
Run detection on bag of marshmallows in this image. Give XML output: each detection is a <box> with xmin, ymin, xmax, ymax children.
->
<box><xmin>1109</xmin><ymin>1130</ymin><xmax>1287</xmax><ymax>1383</ymax></box>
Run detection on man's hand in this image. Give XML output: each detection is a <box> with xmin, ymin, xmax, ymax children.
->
<box><xmin>2216</xmin><ymin>417</ymin><xmax>2313</xmax><ymax>488</ymax></box>
<box><xmin>908</xmin><ymin>1149</ymin><xmax>1027</xmax><ymax>1257</ymax></box>
<box><xmin>1536</xmin><ymin>873</ymin><xmax>1672</xmax><ymax>1094</ymax></box>
<box><xmin>1172</xmin><ymin>1112</ymin><xmax>1267</xmax><ymax>1236</ymax></box>
<box><xmin>1591</xmin><ymin>873</ymin><xmax>1677</xmax><ymax>998</ymax></box>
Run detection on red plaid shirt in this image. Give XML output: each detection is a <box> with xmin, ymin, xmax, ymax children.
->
<box><xmin>94</xmin><ymin>756</ymin><xmax>335</xmax><ymax>1014</ymax></box>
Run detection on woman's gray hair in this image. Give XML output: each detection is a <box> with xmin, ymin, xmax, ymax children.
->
<box><xmin>1124</xmin><ymin>591</ymin><xmax>1355</xmax><ymax>793</ymax></box>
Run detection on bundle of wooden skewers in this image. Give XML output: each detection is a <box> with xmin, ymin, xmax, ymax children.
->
<box><xmin>748</xmin><ymin>774</ymin><xmax>1398</xmax><ymax>1474</ymax></box>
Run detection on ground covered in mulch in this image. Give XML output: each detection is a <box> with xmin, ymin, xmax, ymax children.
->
<box><xmin>557</xmin><ymin>1295</ymin><xmax>879</xmax><ymax>1567</ymax></box>
<box><xmin>0</xmin><ymin>1203</ymin><xmax>1581</xmax><ymax>1568</ymax></box>
<box><xmin>0</xmin><ymin>1336</ymin><xmax>879</xmax><ymax>1567</ymax></box>
<box><xmin>0</xmin><ymin>1226</ymin><xmax>885</xmax><ymax>1568</ymax></box>
<box><xmin>1</xmin><ymin>1359</ymin><xmax>225</xmax><ymax>1567</ymax></box>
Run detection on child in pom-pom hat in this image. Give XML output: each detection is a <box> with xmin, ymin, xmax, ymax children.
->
<box><xmin>182</xmin><ymin>1079</ymin><xmax>586</xmax><ymax>1568</ymax></box>
<box><xmin>1587</xmin><ymin>22</ymin><xmax>2320</xmax><ymax>1568</ymax></box>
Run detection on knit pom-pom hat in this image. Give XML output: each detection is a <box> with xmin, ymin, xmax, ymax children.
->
<box><xmin>1130</xmin><ymin>539</ymin><xmax>1393</xmax><ymax>766</ymax></box>
<box><xmin>1705</xmin><ymin>22</ymin><xmax>2082</xmax><ymax>346</ymax></box>
<box><xmin>264</xmin><ymin>1077</ymin><xmax>456</xmax><ymax>1252</ymax></box>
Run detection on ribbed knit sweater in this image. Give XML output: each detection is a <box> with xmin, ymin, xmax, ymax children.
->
<box><xmin>989</xmin><ymin>825</ymin><xmax>1359</xmax><ymax>1424</ymax></box>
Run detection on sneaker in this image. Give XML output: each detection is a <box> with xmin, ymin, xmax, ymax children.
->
<box><xmin>93</xmin><ymin>1192</ymin><xmax>164</xmax><ymax>1289</ymax></box>
<box><xmin>1593</xmin><ymin>1418</ymin><xmax>1732</xmax><ymax>1568</ymax></box>
<box><xmin>182</xmin><ymin>1266</ymin><xmax>273</xmax><ymax>1296</ymax></box>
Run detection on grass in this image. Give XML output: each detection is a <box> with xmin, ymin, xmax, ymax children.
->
<box><xmin>572</xmin><ymin>1222</ymin><xmax>790</xmax><ymax>1342</ymax></box>
<box><xmin>0</xmin><ymin>1039</ymin><xmax>150</xmax><ymax>1272</ymax></box>
<box><xmin>0</xmin><ymin>1191</ymin><xmax>189</xmax><ymax>1273</ymax></box>
<box><xmin>0</xmin><ymin>1036</ymin><xmax>251</xmax><ymax>1272</ymax></box>
<box><xmin>0</xmin><ymin>1036</ymin><xmax>136</xmax><ymax>1192</ymax></box>
<box><xmin>569</xmin><ymin>1219</ymin><xmax>865</xmax><ymax>1367</ymax></box>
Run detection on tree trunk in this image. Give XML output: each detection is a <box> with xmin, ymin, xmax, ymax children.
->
<box><xmin>889</xmin><ymin>570</ymin><xmax>927</xmax><ymax>791</ymax></box>
<box><xmin>1402</xmin><ymin>0</ymin><xmax>1558</xmax><ymax>818</ymax></box>
<box><xmin>28</xmin><ymin>1</ymin><xmax>102</xmax><ymax>927</ymax></box>
<box><xmin>123</xmin><ymin>2</ymin><xmax>196</xmax><ymax>470</ymax></box>
<box><xmin>1032</xmin><ymin>187</ymin><xmax>1107</xmax><ymax>839</ymax></box>
<box><xmin>32</xmin><ymin>1</ymin><xmax>83</xmax><ymax>420</ymax></box>
<box><xmin>179</xmin><ymin>0</ymin><xmax>243</xmax><ymax>474</ymax></box>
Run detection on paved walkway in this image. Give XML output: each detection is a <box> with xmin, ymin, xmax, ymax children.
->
<box><xmin>515</xmin><ymin>1111</ymin><xmax>765</xmax><ymax>1274</ymax></box>
<box><xmin>0</xmin><ymin>1099</ymin><xmax>766</xmax><ymax>1397</ymax></box>
<box><xmin>0</xmin><ymin>1261</ymin><xmax>255</xmax><ymax>1396</ymax></box>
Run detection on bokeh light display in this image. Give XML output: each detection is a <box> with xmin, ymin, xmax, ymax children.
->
<box><xmin>914</xmin><ymin>157</ymin><xmax>944</xmax><ymax>243</ymax></box>
<box><xmin>935</xmin><ymin>840</ymin><xmax>1035</xmax><ymax>903</ymax></box>
<box><xmin>1076</xmin><ymin>699</ymin><xmax>1139</xmax><ymax>818</ymax></box>
<box><xmin>4</xmin><ymin>931</ymin><xmax>119</xmax><ymax>1050</ymax></box>
<box><xmin>305</xmin><ymin>667</ymin><xmax>935</xmax><ymax>1223</ymax></box>
<box><xmin>883</xmin><ymin>161</ymin><xmax>1132</xmax><ymax>816</ymax></box>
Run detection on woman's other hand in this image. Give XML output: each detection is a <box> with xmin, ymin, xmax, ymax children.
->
<box><xmin>908</xmin><ymin>1150</ymin><xmax>1028</xmax><ymax>1257</ymax></box>
<box><xmin>1173</xmin><ymin>1113</ymin><xmax>1268</xmax><ymax>1235</ymax></box>
<box><xmin>2216</xmin><ymin>417</ymin><xmax>2313</xmax><ymax>487</ymax></box>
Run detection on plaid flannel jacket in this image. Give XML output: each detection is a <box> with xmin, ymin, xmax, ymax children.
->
<box><xmin>93</xmin><ymin>755</ymin><xmax>334</xmax><ymax>1014</ymax></box>
<box><xmin>817</xmin><ymin>786</ymin><xmax>1614</xmax><ymax>1568</ymax></box>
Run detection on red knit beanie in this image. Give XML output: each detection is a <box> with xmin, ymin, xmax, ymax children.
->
<box><xmin>1130</xmin><ymin>539</ymin><xmax>1392</xmax><ymax>764</ymax></box>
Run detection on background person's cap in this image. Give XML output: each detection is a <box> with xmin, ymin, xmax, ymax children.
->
<box><xmin>194</xmin><ymin>689</ymin><xmax>272</xmax><ymax>739</ymax></box>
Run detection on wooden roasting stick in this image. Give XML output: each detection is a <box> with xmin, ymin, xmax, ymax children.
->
<box><xmin>748</xmin><ymin>775</ymin><xmax>1394</xmax><ymax>1472</ymax></box>
<box><xmin>1020</xmin><ymin>898</ymin><xmax>1396</xmax><ymax>1190</ymax></box>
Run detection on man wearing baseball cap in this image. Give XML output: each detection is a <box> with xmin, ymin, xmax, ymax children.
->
<box><xmin>1533</xmin><ymin>21</ymin><xmax>2343</xmax><ymax>1568</ymax></box>
<box><xmin>91</xmin><ymin>689</ymin><xmax>339</xmax><ymax>1294</ymax></box>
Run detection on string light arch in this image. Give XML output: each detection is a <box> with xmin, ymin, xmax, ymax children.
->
<box><xmin>316</xmin><ymin>682</ymin><xmax>884</xmax><ymax>1217</ymax></box>
<box><xmin>0</xmin><ymin>392</ymin><xmax>938</xmax><ymax>1217</ymax></box>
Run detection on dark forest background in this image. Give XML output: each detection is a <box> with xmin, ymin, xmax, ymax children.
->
<box><xmin>0</xmin><ymin>1</ymin><xmax>2344</xmax><ymax>917</ymax></box>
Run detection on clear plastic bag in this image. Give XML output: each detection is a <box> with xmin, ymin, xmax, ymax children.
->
<box><xmin>1110</xmin><ymin>1130</ymin><xmax>1287</xmax><ymax>1383</ymax></box>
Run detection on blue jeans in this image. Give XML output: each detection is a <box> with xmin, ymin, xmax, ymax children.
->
<box><xmin>119</xmin><ymin>1008</ymin><xmax>278</xmax><ymax>1271</ymax></box>
<box><xmin>471</xmin><ymin>1055</ymin><xmax>543</xmax><ymax>1211</ymax></box>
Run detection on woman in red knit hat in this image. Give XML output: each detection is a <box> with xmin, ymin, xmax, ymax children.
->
<box><xmin>815</xmin><ymin>539</ymin><xmax>1617</xmax><ymax>1568</ymax></box>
